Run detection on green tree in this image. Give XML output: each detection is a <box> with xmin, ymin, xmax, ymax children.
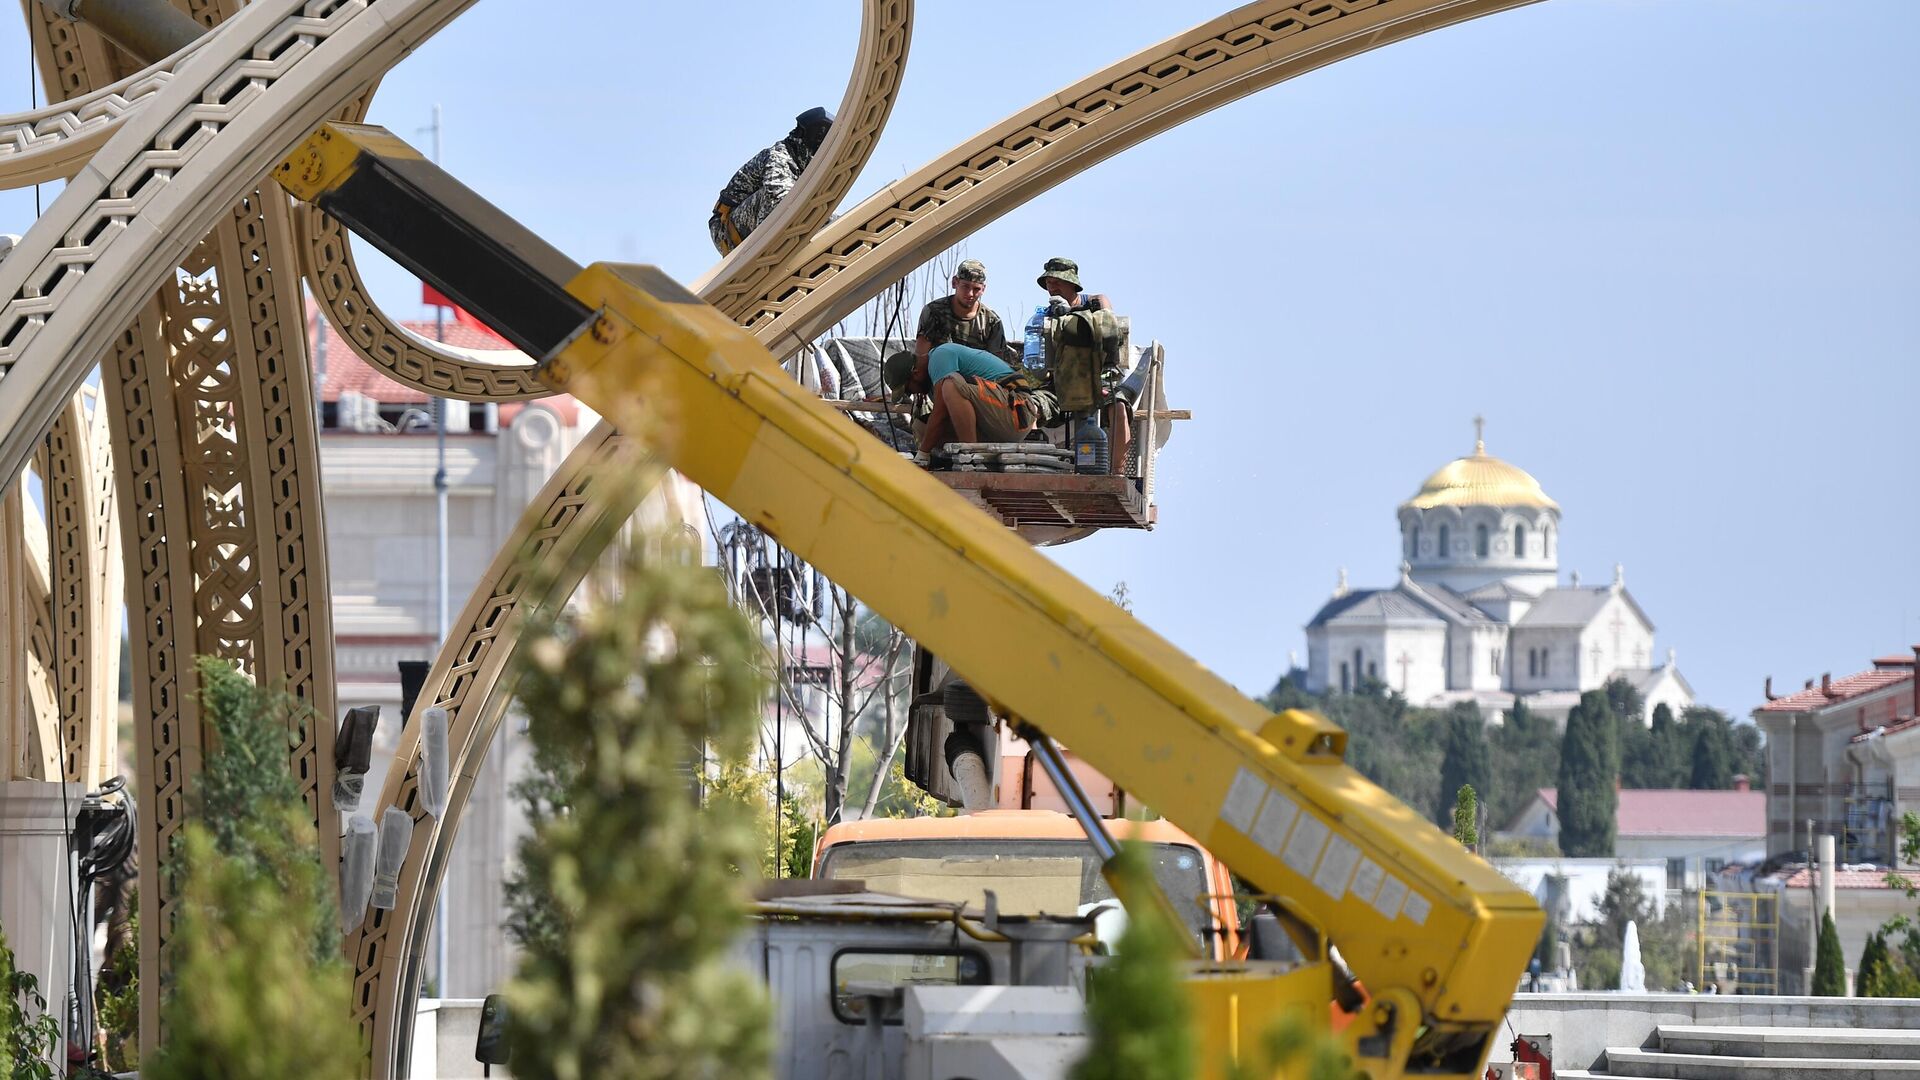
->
<box><xmin>1435</xmin><ymin>704</ymin><xmax>1491</xmax><ymax>829</ymax></box>
<box><xmin>2</xmin><ymin>923</ymin><xmax>63</xmax><ymax>1080</ymax></box>
<box><xmin>503</xmin><ymin>527</ymin><xmax>771</xmax><ymax>1080</ymax></box>
<box><xmin>1812</xmin><ymin>911</ymin><xmax>1847</xmax><ymax>996</ymax></box>
<box><xmin>502</xmin><ymin>724</ymin><xmax>577</xmax><ymax>957</ymax></box>
<box><xmin>1489</xmin><ymin>700</ymin><xmax>1559</xmax><ymax>827</ymax></box>
<box><xmin>1857</xmin><ymin>932</ymin><xmax>1895</xmax><ymax>996</ymax></box>
<box><xmin>1452</xmin><ymin>784</ymin><xmax>1479</xmax><ymax>849</ymax></box>
<box><xmin>1071</xmin><ymin>843</ymin><xmax>1194</xmax><ymax>1080</ymax></box>
<box><xmin>1684</xmin><ymin>706</ymin><xmax>1736</xmax><ymax>790</ymax></box>
<box><xmin>1623</xmin><ymin>702</ymin><xmax>1683</xmax><ymax>789</ymax></box>
<box><xmin>1730</xmin><ymin>721</ymin><xmax>1768</xmax><ymax>787</ymax></box>
<box><xmin>1557</xmin><ymin>691</ymin><xmax>1619</xmax><ymax>857</ymax></box>
<box><xmin>144</xmin><ymin>658</ymin><xmax>361</xmax><ymax>1080</ymax></box>
<box><xmin>1573</xmin><ymin>870</ymin><xmax>1691</xmax><ymax>991</ymax></box>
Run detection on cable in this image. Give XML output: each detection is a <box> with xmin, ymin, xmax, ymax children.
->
<box><xmin>30</xmin><ymin>37</ymin><xmax>41</xmax><ymax>217</ymax></box>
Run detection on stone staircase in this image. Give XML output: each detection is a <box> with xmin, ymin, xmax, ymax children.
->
<box><xmin>1558</xmin><ymin>1025</ymin><xmax>1920</xmax><ymax>1079</ymax></box>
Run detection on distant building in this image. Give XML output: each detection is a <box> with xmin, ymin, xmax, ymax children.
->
<box><xmin>1498</xmin><ymin>785</ymin><xmax>1765</xmax><ymax>890</ymax></box>
<box><xmin>1752</xmin><ymin>648</ymin><xmax>1920</xmax><ymax>864</ymax></box>
<box><xmin>1303</xmin><ymin>424</ymin><xmax>1692</xmax><ymax>725</ymax></box>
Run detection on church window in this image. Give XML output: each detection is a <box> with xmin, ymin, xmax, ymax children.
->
<box><xmin>1544</xmin><ymin>526</ymin><xmax>1553</xmax><ymax>559</ymax></box>
<box><xmin>1339</xmin><ymin>661</ymin><xmax>1351</xmax><ymax>694</ymax></box>
<box><xmin>1438</xmin><ymin>525</ymin><xmax>1450</xmax><ymax>558</ymax></box>
<box><xmin>1541</xmin><ymin>649</ymin><xmax>1549</xmax><ymax>678</ymax></box>
<box><xmin>1475</xmin><ymin>525</ymin><xmax>1490</xmax><ymax>558</ymax></box>
<box><xmin>1528</xmin><ymin>649</ymin><xmax>1537</xmax><ymax>678</ymax></box>
<box><xmin>1367</xmin><ymin>661</ymin><xmax>1378</xmax><ymax>680</ymax></box>
<box><xmin>1353</xmin><ymin>649</ymin><xmax>1364</xmax><ymax>688</ymax></box>
<box><xmin>1514</xmin><ymin>524</ymin><xmax>1527</xmax><ymax>558</ymax></box>
<box><xmin>1491</xmin><ymin>648</ymin><xmax>1503</xmax><ymax>677</ymax></box>
<box><xmin>1406</xmin><ymin>527</ymin><xmax>1419</xmax><ymax>560</ymax></box>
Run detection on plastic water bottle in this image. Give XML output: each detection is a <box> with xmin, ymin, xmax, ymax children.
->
<box><xmin>1073</xmin><ymin>413</ymin><xmax>1109</xmax><ymax>474</ymax></box>
<box><xmin>1022</xmin><ymin>304</ymin><xmax>1048</xmax><ymax>371</ymax></box>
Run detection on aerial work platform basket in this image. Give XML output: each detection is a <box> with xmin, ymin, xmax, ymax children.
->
<box><xmin>799</xmin><ymin>331</ymin><xmax>1182</xmax><ymax>546</ymax></box>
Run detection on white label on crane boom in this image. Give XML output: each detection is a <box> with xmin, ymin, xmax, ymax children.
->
<box><xmin>1220</xmin><ymin>769</ymin><xmax>1266</xmax><ymax>834</ymax></box>
<box><xmin>1349</xmin><ymin>857</ymin><xmax>1386</xmax><ymax>906</ymax></box>
<box><xmin>1313</xmin><ymin>836</ymin><xmax>1361</xmax><ymax>898</ymax></box>
<box><xmin>1372</xmin><ymin>874</ymin><xmax>1409</xmax><ymax>921</ymax></box>
<box><xmin>1250</xmin><ymin>791</ymin><xmax>1300</xmax><ymax>856</ymax></box>
<box><xmin>1401</xmin><ymin>890</ymin><xmax>1432</xmax><ymax>926</ymax></box>
<box><xmin>1282</xmin><ymin>813</ymin><xmax>1331</xmax><ymax>886</ymax></box>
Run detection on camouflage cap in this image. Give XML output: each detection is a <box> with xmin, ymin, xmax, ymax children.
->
<box><xmin>954</xmin><ymin>259</ymin><xmax>987</xmax><ymax>284</ymax></box>
<box><xmin>882</xmin><ymin>349</ymin><xmax>918</xmax><ymax>402</ymax></box>
<box><xmin>1036</xmin><ymin>257</ymin><xmax>1081</xmax><ymax>289</ymax></box>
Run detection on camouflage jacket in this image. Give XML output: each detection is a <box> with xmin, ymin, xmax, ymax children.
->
<box><xmin>915</xmin><ymin>296</ymin><xmax>1010</xmax><ymax>359</ymax></box>
<box><xmin>708</xmin><ymin>138</ymin><xmax>816</xmax><ymax>252</ymax></box>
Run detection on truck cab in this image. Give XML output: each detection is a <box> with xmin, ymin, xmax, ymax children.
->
<box><xmin>812</xmin><ymin>810</ymin><xmax>1242</xmax><ymax>962</ymax></box>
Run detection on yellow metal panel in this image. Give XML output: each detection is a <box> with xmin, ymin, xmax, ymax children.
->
<box><xmin>548</xmin><ymin>262</ymin><xmax>1543</xmax><ymax>1052</ymax></box>
<box><xmin>273</xmin><ymin>122</ymin><xmax>424</xmax><ymax>203</ymax></box>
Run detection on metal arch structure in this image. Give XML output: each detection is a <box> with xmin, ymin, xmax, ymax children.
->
<box><xmin>0</xmin><ymin>0</ymin><xmax>1573</xmax><ymax>1074</ymax></box>
<box><xmin>341</xmin><ymin>4</ymin><xmax>916</xmax><ymax>1069</ymax></box>
<box><xmin>1</xmin><ymin>0</ymin><xmax>490</xmax><ymax>1056</ymax></box>
<box><xmin>352</xmin><ymin>0</ymin><xmax>1546</xmax><ymax>1074</ymax></box>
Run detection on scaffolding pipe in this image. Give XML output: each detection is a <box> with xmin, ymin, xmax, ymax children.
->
<box><xmin>46</xmin><ymin>0</ymin><xmax>204</xmax><ymax>64</ymax></box>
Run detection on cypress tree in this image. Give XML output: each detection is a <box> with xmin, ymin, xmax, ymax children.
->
<box><xmin>1452</xmin><ymin>785</ymin><xmax>1479</xmax><ymax>850</ymax></box>
<box><xmin>1557</xmin><ymin>691</ymin><xmax>1619</xmax><ymax>857</ymax></box>
<box><xmin>1072</xmin><ymin>842</ymin><xmax>1195</xmax><ymax>1080</ymax></box>
<box><xmin>1687</xmin><ymin>707</ymin><xmax>1735</xmax><ymax>790</ymax></box>
<box><xmin>1812</xmin><ymin>911</ymin><xmax>1847</xmax><ymax>996</ymax></box>
<box><xmin>1436</xmin><ymin>704</ymin><xmax>1492</xmax><ymax>829</ymax></box>
<box><xmin>1858</xmin><ymin>932</ymin><xmax>1893</xmax><ymax>997</ymax></box>
<box><xmin>145</xmin><ymin>659</ymin><xmax>361</xmax><ymax>1080</ymax></box>
<box><xmin>504</xmin><ymin>522</ymin><xmax>772</xmax><ymax>1080</ymax></box>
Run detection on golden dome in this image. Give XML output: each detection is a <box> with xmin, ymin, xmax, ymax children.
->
<box><xmin>1403</xmin><ymin>438</ymin><xmax>1558</xmax><ymax>511</ymax></box>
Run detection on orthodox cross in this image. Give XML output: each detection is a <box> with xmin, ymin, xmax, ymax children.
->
<box><xmin>1397</xmin><ymin>651</ymin><xmax>1413</xmax><ymax>693</ymax></box>
<box><xmin>1473</xmin><ymin>414</ymin><xmax>1485</xmax><ymax>454</ymax></box>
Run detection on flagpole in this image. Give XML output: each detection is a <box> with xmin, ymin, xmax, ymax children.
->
<box><xmin>426</xmin><ymin>101</ymin><xmax>451</xmax><ymax>1003</ymax></box>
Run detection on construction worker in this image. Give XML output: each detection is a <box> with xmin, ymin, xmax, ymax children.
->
<box><xmin>914</xmin><ymin>259</ymin><xmax>1012</xmax><ymax>364</ymax></box>
<box><xmin>882</xmin><ymin>340</ymin><xmax>1038</xmax><ymax>458</ymax></box>
<box><xmin>708</xmin><ymin>107</ymin><xmax>834</xmax><ymax>256</ymax></box>
<box><xmin>1027</xmin><ymin>257</ymin><xmax>1129</xmax><ymax>474</ymax></box>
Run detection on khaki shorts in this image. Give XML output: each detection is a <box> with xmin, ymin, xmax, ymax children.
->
<box><xmin>943</xmin><ymin>374</ymin><xmax>1032</xmax><ymax>442</ymax></box>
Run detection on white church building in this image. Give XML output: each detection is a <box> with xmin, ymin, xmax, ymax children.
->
<box><xmin>1304</xmin><ymin>427</ymin><xmax>1691</xmax><ymax>725</ymax></box>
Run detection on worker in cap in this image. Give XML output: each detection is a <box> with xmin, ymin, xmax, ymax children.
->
<box><xmin>708</xmin><ymin>106</ymin><xmax>836</xmax><ymax>256</ymax></box>
<box><xmin>913</xmin><ymin>259</ymin><xmax>1008</xmax><ymax>369</ymax></box>
<box><xmin>1024</xmin><ymin>257</ymin><xmax>1128</xmax><ymax>473</ymax></box>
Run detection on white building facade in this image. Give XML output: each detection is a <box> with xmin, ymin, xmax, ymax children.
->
<box><xmin>314</xmin><ymin>309</ymin><xmax>701</xmax><ymax>998</ymax></box>
<box><xmin>1304</xmin><ymin>429</ymin><xmax>1692</xmax><ymax>725</ymax></box>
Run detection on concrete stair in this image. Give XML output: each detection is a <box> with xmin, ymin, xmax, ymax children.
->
<box><xmin>1558</xmin><ymin>1025</ymin><xmax>1920</xmax><ymax>1080</ymax></box>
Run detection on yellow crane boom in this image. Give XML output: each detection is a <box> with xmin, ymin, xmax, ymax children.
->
<box><xmin>277</xmin><ymin>121</ymin><xmax>1541</xmax><ymax>1078</ymax></box>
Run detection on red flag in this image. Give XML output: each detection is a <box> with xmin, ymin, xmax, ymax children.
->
<box><xmin>421</xmin><ymin>281</ymin><xmax>457</xmax><ymax>309</ymax></box>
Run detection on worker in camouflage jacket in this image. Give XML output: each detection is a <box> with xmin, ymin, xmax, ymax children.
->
<box><xmin>709</xmin><ymin>107</ymin><xmax>834</xmax><ymax>256</ymax></box>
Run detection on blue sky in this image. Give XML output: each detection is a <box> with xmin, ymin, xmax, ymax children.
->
<box><xmin>5</xmin><ymin>1</ymin><xmax>1915</xmax><ymax>717</ymax></box>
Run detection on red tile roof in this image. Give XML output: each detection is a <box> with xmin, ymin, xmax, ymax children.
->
<box><xmin>1758</xmin><ymin>666</ymin><xmax>1914</xmax><ymax>714</ymax></box>
<box><xmin>306</xmin><ymin>305</ymin><xmax>584</xmax><ymax>424</ymax></box>
<box><xmin>1537</xmin><ymin>788</ymin><xmax>1764</xmax><ymax>839</ymax></box>
<box><xmin>1781</xmin><ymin>868</ymin><xmax>1920</xmax><ymax>890</ymax></box>
<box><xmin>307</xmin><ymin>305</ymin><xmax>521</xmax><ymax>404</ymax></box>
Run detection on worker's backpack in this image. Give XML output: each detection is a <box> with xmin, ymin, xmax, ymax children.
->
<box><xmin>1043</xmin><ymin>308</ymin><xmax>1124</xmax><ymax>414</ymax></box>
